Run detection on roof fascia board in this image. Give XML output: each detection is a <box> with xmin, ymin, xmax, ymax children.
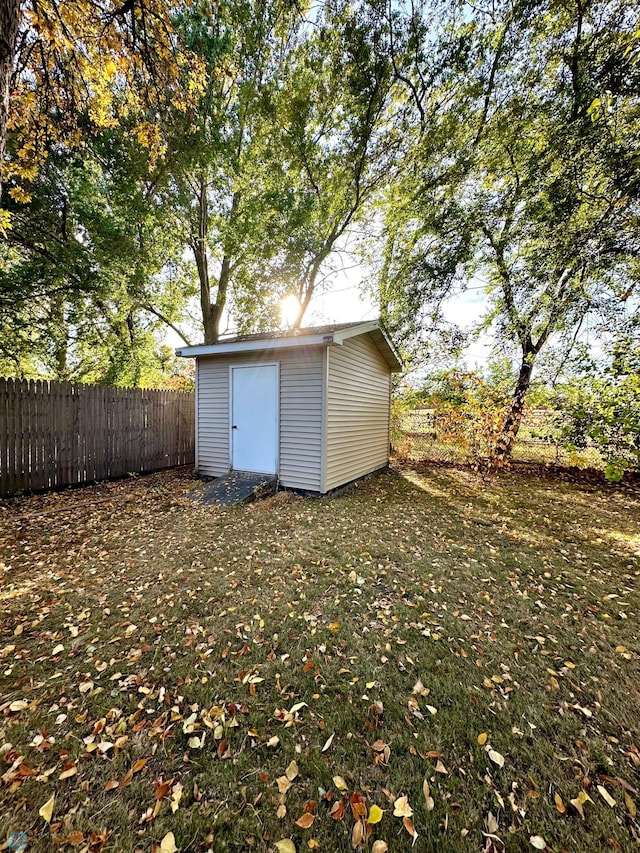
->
<box><xmin>331</xmin><ymin>321</ymin><xmax>379</xmax><ymax>344</ymax></box>
<box><xmin>175</xmin><ymin>320</ymin><xmax>403</xmax><ymax>371</ymax></box>
<box><xmin>375</xmin><ymin>330</ymin><xmax>403</xmax><ymax>371</ymax></box>
<box><xmin>176</xmin><ymin>334</ymin><xmax>330</xmax><ymax>358</ymax></box>
<box><xmin>370</xmin><ymin>330</ymin><xmax>403</xmax><ymax>372</ymax></box>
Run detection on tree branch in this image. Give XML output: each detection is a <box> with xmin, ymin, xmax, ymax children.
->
<box><xmin>140</xmin><ymin>304</ymin><xmax>192</xmax><ymax>346</ymax></box>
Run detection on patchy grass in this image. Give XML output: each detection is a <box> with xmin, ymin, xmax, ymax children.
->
<box><xmin>1</xmin><ymin>465</ymin><xmax>639</xmax><ymax>853</ymax></box>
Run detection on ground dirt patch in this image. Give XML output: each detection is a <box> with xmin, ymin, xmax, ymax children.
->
<box><xmin>1</xmin><ymin>466</ymin><xmax>639</xmax><ymax>852</ymax></box>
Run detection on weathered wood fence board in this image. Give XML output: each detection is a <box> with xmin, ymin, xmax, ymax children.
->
<box><xmin>0</xmin><ymin>379</ymin><xmax>195</xmax><ymax>496</ymax></box>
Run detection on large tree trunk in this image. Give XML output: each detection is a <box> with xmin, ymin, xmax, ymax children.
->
<box><xmin>193</xmin><ymin>175</ymin><xmax>216</xmax><ymax>343</ymax></box>
<box><xmin>194</xmin><ymin>181</ymin><xmax>239</xmax><ymax>344</ymax></box>
<box><xmin>0</xmin><ymin>0</ymin><xmax>20</xmax><ymax>202</ymax></box>
<box><xmin>292</xmin><ymin>247</ymin><xmax>330</xmax><ymax>329</ymax></box>
<box><xmin>495</xmin><ymin>349</ymin><xmax>535</xmax><ymax>458</ymax></box>
<box><xmin>198</xmin><ymin>255</ymin><xmax>231</xmax><ymax>345</ymax></box>
<box><xmin>51</xmin><ymin>294</ymin><xmax>68</xmax><ymax>379</ymax></box>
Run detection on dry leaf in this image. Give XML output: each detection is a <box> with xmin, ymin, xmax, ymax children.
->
<box><xmin>350</xmin><ymin>792</ymin><xmax>367</xmax><ymax>820</ymax></box>
<box><xmin>367</xmin><ymin>804</ymin><xmax>384</xmax><ymax>824</ymax></box>
<box><xmin>597</xmin><ymin>784</ymin><xmax>616</xmax><ymax>807</ymax></box>
<box><xmin>403</xmin><ymin>816</ymin><xmax>418</xmax><ymax>845</ymax></box>
<box><xmin>423</xmin><ymin>778</ymin><xmax>435</xmax><ymax>811</ymax></box>
<box><xmin>530</xmin><ymin>836</ymin><xmax>546</xmax><ymax>850</ymax></box>
<box><xmin>160</xmin><ymin>832</ymin><xmax>178</xmax><ymax>853</ymax></box>
<box><xmin>330</xmin><ymin>801</ymin><xmax>345</xmax><ymax>820</ymax></box>
<box><xmin>39</xmin><ymin>794</ymin><xmax>55</xmax><ymax>823</ymax></box>
<box><xmin>434</xmin><ymin>759</ymin><xmax>448</xmax><ymax>774</ymax></box>
<box><xmin>371</xmin><ymin>843</ymin><xmax>388</xmax><ymax>853</ymax></box>
<box><xmin>295</xmin><ymin>813</ymin><xmax>315</xmax><ymax>829</ymax></box>
<box><xmin>333</xmin><ymin>775</ymin><xmax>348</xmax><ymax>791</ymax></box>
<box><xmin>488</xmin><ymin>749</ymin><xmax>505</xmax><ymax>768</ymax></box>
<box><xmin>285</xmin><ymin>760</ymin><xmax>299</xmax><ymax>781</ymax></box>
<box><xmin>276</xmin><ymin>775</ymin><xmax>293</xmax><ymax>795</ymax></box>
<box><xmin>59</xmin><ymin>764</ymin><xmax>77</xmax><ymax>780</ymax></box>
<box><xmin>274</xmin><ymin>842</ymin><xmax>296</xmax><ymax>853</ymax></box>
<box><xmin>322</xmin><ymin>732</ymin><xmax>335</xmax><ymax>753</ymax></box>
<box><xmin>154</xmin><ymin>779</ymin><xmax>172</xmax><ymax>800</ymax></box>
<box><xmin>277</xmin><ymin>803</ymin><xmax>287</xmax><ymax>819</ymax></box>
<box><xmin>351</xmin><ymin>820</ymin><xmax>364</xmax><ymax>849</ymax></box>
<box><xmin>171</xmin><ymin>781</ymin><xmax>183</xmax><ymax>813</ymax></box>
<box><xmin>477</xmin><ymin>732</ymin><xmax>488</xmax><ymax>745</ymax></box>
<box><xmin>393</xmin><ymin>795</ymin><xmax>413</xmax><ymax>818</ymax></box>
<box><xmin>624</xmin><ymin>790</ymin><xmax>637</xmax><ymax>819</ymax></box>
<box><xmin>554</xmin><ymin>792</ymin><xmax>566</xmax><ymax>814</ymax></box>
<box><xmin>570</xmin><ymin>789</ymin><xmax>593</xmax><ymax>819</ymax></box>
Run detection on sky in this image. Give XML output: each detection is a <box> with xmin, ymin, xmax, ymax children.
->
<box><xmin>166</xmin><ymin>260</ymin><xmax>496</xmax><ymax>370</ymax></box>
<box><xmin>302</xmin><ymin>267</ymin><xmax>495</xmax><ymax>369</ymax></box>
<box><xmin>164</xmin><ymin>251</ymin><xmax>620</xmax><ymax>379</ymax></box>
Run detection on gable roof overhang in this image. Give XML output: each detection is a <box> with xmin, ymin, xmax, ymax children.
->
<box><xmin>176</xmin><ymin>320</ymin><xmax>403</xmax><ymax>372</ymax></box>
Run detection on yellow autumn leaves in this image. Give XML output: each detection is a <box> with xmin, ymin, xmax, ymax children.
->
<box><xmin>7</xmin><ymin>0</ymin><xmax>207</xmax><ymax>203</ymax></box>
<box><xmin>39</xmin><ymin>793</ymin><xmax>55</xmax><ymax>823</ymax></box>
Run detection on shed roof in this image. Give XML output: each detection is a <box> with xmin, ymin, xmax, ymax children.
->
<box><xmin>176</xmin><ymin>319</ymin><xmax>403</xmax><ymax>372</ymax></box>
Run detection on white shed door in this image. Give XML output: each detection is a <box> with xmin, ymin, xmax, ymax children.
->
<box><xmin>231</xmin><ymin>365</ymin><xmax>279</xmax><ymax>474</ymax></box>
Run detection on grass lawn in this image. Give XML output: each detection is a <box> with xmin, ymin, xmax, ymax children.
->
<box><xmin>1</xmin><ymin>465</ymin><xmax>639</xmax><ymax>853</ymax></box>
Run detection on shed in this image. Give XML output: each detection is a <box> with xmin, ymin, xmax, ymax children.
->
<box><xmin>175</xmin><ymin>320</ymin><xmax>402</xmax><ymax>493</ymax></box>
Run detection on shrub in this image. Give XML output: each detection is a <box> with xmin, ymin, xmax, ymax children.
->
<box><xmin>434</xmin><ymin>372</ymin><xmax>516</xmax><ymax>477</ymax></box>
<box><xmin>553</xmin><ymin>373</ymin><xmax>640</xmax><ymax>481</ymax></box>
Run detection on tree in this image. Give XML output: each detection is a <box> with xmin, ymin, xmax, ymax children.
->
<box><xmin>253</xmin><ymin>0</ymin><xmax>395</xmax><ymax>329</ymax></box>
<box><xmin>2</xmin><ymin>0</ymin><xmax>203</xmax><ymax>204</ymax></box>
<box><xmin>0</xmin><ymin>0</ymin><xmax>206</xmax><ymax>380</ymax></box>
<box><xmin>154</xmin><ymin>0</ymin><xmax>306</xmax><ymax>344</ymax></box>
<box><xmin>0</xmin><ymin>132</ymin><xmax>190</xmax><ymax>384</ymax></box>
<box><xmin>377</xmin><ymin>0</ymin><xmax>640</xmax><ymax>455</ymax></box>
<box><xmin>156</xmin><ymin>0</ymin><xmax>394</xmax><ymax>344</ymax></box>
<box><xmin>552</xmin><ymin>323</ymin><xmax>640</xmax><ymax>481</ymax></box>
<box><xmin>0</xmin><ymin>0</ymin><xmax>19</xmax><ymax>210</ymax></box>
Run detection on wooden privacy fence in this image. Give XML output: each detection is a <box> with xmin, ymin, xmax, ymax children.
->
<box><xmin>0</xmin><ymin>379</ymin><xmax>195</xmax><ymax>497</ymax></box>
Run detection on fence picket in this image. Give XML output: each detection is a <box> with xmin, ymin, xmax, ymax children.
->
<box><xmin>61</xmin><ymin>382</ymin><xmax>73</xmax><ymax>488</ymax></box>
<box><xmin>16</xmin><ymin>380</ymin><xmax>26</xmax><ymax>493</ymax></box>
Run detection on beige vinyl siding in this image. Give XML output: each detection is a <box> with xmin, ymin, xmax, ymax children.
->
<box><xmin>196</xmin><ymin>358</ymin><xmax>229</xmax><ymax>477</ymax></box>
<box><xmin>196</xmin><ymin>348</ymin><xmax>324</xmax><ymax>490</ymax></box>
<box><xmin>278</xmin><ymin>349</ymin><xmax>323</xmax><ymax>491</ymax></box>
<box><xmin>324</xmin><ymin>335</ymin><xmax>390</xmax><ymax>491</ymax></box>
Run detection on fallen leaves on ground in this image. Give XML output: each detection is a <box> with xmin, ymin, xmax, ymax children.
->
<box><xmin>0</xmin><ymin>466</ymin><xmax>639</xmax><ymax>851</ymax></box>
